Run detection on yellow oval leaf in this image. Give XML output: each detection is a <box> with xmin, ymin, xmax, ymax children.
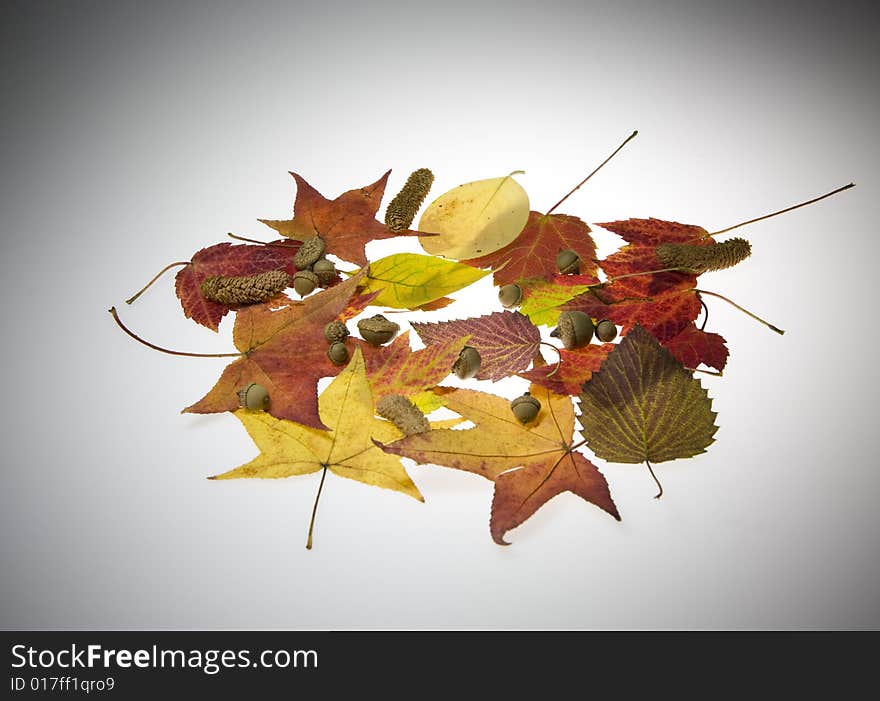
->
<box><xmin>359</xmin><ymin>253</ymin><xmax>489</xmax><ymax>309</ymax></box>
<box><xmin>417</xmin><ymin>172</ymin><xmax>530</xmax><ymax>259</ymax></box>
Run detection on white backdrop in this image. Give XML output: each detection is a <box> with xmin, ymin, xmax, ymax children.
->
<box><xmin>1</xmin><ymin>0</ymin><xmax>877</xmax><ymax>629</ymax></box>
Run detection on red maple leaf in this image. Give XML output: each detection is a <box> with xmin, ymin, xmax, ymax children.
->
<box><xmin>597</xmin><ymin>218</ymin><xmax>710</xmax><ymax>247</ymax></box>
<box><xmin>462</xmin><ymin>212</ymin><xmax>598</xmax><ymax>286</ymax></box>
<box><xmin>259</xmin><ymin>171</ymin><xmax>424</xmax><ymax>266</ymax></box>
<box><xmin>174</xmin><ymin>240</ymin><xmax>301</xmax><ymax>331</ymax></box>
<box><xmin>662</xmin><ymin>323</ymin><xmax>728</xmax><ymax>372</ymax></box>
<box><xmin>518</xmin><ymin>343</ymin><xmax>616</xmax><ymax>395</ymax></box>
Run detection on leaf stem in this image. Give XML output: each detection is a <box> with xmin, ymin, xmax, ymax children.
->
<box><xmin>695</xmin><ymin>289</ymin><xmax>785</xmax><ymax>335</ymax></box>
<box><xmin>125</xmin><ymin>261</ymin><xmax>189</xmax><ymax>304</ymax></box>
<box><xmin>546</xmin><ymin>130</ymin><xmax>639</xmax><ymax>215</ymax></box>
<box><xmin>227</xmin><ymin>232</ymin><xmax>300</xmax><ymax>247</ymax></box>
<box><xmin>608</xmin><ymin>267</ymin><xmax>692</xmax><ymax>283</ymax></box>
<box><xmin>569</xmin><ymin>438</ymin><xmax>588</xmax><ymax>452</ymax></box>
<box><xmin>646</xmin><ymin>459</ymin><xmax>663</xmax><ymax>499</ymax></box>
<box><xmin>108</xmin><ymin>307</ymin><xmax>243</xmax><ymax>358</ymax></box>
<box><xmin>710</xmin><ymin>182</ymin><xmax>855</xmax><ymax>236</ymax></box>
<box><xmin>698</xmin><ymin>295</ymin><xmax>709</xmax><ymax>331</ymax></box>
<box><xmin>689</xmin><ymin>367</ymin><xmax>723</xmax><ymax>377</ymax></box>
<box><xmin>539</xmin><ymin>341</ymin><xmax>563</xmax><ymax>377</ymax></box>
<box><xmin>305</xmin><ymin>466</ymin><xmax>328</xmax><ymax>550</ymax></box>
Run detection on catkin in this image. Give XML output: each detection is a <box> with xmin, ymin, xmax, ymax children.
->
<box><xmin>200</xmin><ymin>269</ymin><xmax>290</xmax><ymax>305</ymax></box>
<box><xmin>384</xmin><ymin>168</ymin><xmax>434</xmax><ymax>231</ymax></box>
<box><xmin>376</xmin><ymin>394</ymin><xmax>430</xmax><ymax>436</ymax></box>
<box><xmin>655</xmin><ymin>237</ymin><xmax>752</xmax><ymax>274</ymax></box>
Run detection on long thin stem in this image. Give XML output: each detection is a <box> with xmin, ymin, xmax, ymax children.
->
<box><xmin>546</xmin><ymin>130</ymin><xmax>638</xmax><ymax>215</ymax></box>
<box><xmin>690</xmin><ymin>367</ymin><xmax>723</xmax><ymax>377</ymax></box>
<box><xmin>646</xmin><ymin>459</ymin><xmax>663</xmax><ymax>499</ymax></box>
<box><xmin>125</xmin><ymin>261</ymin><xmax>189</xmax><ymax>304</ymax></box>
<box><xmin>539</xmin><ymin>342</ymin><xmax>563</xmax><ymax>377</ymax></box>
<box><xmin>108</xmin><ymin>307</ymin><xmax>242</xmax><ymax>358</ymax></box>
<box><xmin>710</xmin><ymin>182</ymin><xmax>855</xmax><ymax>236</ymax></box>
<box><xmin>696</xmin><ymin>289</ymin><xmax>785</xmax><ymax>335</ymax></box>
<box><xmin>305</xmin><ymin>466</ymin><xmax>328</xmax><ymax>550</ymax></box>
<box><xmin>227</xmin><ymin>232</ymin><xmax>299</xmax><ymax>247</ymax></box>
<box><xmin>569</xmin><ymin>439</ymin><xmax>588</xmax><ymax>452</ymax></box>
<box><xmin>698</xmin><ymin>296</ymin><xmax>709</xmax><ymax>331</ymax></box>
<box><xmin>608</xmin><ymin>267</ymin><xmax>691</xmax><ymax>283</ymax></box>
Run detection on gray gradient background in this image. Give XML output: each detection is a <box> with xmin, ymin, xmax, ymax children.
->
<box><xmin>1</xmin><ymin>0</ymin><xmax>877</xmax><ymax>629</ymax></box>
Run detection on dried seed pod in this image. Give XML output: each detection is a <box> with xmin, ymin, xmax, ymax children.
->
<box><xmin>376</xmin><ymin>394</ymin><xmax>430</xmax><ymax>436</ymax></box>
<box><xmin>292</xmin><ymin>270</ymin><xmax>320</xmax><ymax>297</ymax></box>
<box><xmin>324</xmin><ymin>320</ymin><xmax>350</xmax><ymax>344</ymax></box>
<box><xmin>357</xmin><ymin>314</ymin><xmax>400</xmax><ymax>346</ymax></box>
<box><xmin>327</xmin><ymin>342</ymin><xmax>349</xmax><ymax>365</ymax></box>
<box><xmin>551</xmin><ymin>311</ymin><xmax>594</xmax><ymax>350</ymax></box>
<box><xmin>200</xmin><ymin>269</ymin><xmax>290</xmax><ymax>306</ymax></box>
<box><xmin>498</xmin><ymin>283</ymin><xmax>523</xmax><ymax>309</ymax></box>
<box><xmin>452</xmin><ymin>346</ymin><xmax>482</xmax><ymax>380</ymax></box>
<box><xmin>294</xmin><ymin>235</ymin><xmax>326</xmax><ymax>269</ymax></box>
<box><xmin>384</xmin><ymin>168</ymin><xmax>434</xmax><ymax>232</ymax></box>
<box><xmin>510</xmin><ymin>392</ymin><xmax>541</xmax><ymax>423</ymax></box>
<box><xmin>595</xmin><ymin>319</ymin><xmax>618</xmax><ymax>343</ymax></box>
<box><xmin>237</xmin><ymin>382</ymin><xmax>270</xmax><ymax>410</ymax></box>
<box><xmin>556</xmin><ymin>249</ymin><xmax>581</xmax><ymax>275</ymax></box>
<box><xmin>655</xmin><ymin>237</ymin><xmax>752</xmax><ymax>274</ymax></box>
<box><xmin>312</xmin><ymin>257</ymin><xmax>336</xmax><ymax>285</ymax></box>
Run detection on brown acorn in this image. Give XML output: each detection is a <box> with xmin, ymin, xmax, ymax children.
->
<box><xmin>294</xmin><ymin>235</ymin><xmax>326</xmax><ymax>269</ymax></box>
<box><xmin>327</xmin><ymin>342</ymin><xmax>349</xmax><ymax>365</ymax></box>
<box><xmin>510</xmin><ymin>392</ymin><xmax>541</xmax><ymax>423</ymax></box>
<box><xmin>595</xmin><ymin>319</ymin><xmax>618</xmax><ymax>343</ymax></box>
<box><xmin>292</xmin><ymin>270</ymin><xmax>320</xmax><ymax>297</ymax></box>
<box><xmin>551</xmin><ymin>311</ymin><xmax>594</xmax><ymax>350</ymax></box>
<box><xmin>556</xmin><ymin>249</ymin><xmax>581</xmax><ymax>275</ymax></box>
<box><xmin>237</xmin><ymin>383</ymin><xmax>270</xmax><ymax>410</ymax></box>
<box><xmin>357</xmin><ymin>314</ymin><xmax>400</xmax><ymax>346</ymax></box>
<box><xmin>324</xmin><ymin>320</ymin><xmax>350</xmax><ymax>344</ymax></box>
<box><xmin>498</xmin><ymin>283</ymin><xmax>523</xmax><ymax>309</ymax></box>
<box><xmin>312</xmin><ymin>257</ymin><xmax>336</xmax><ymax>285</ymax></box>
<box><xmin>452</xmin><ymin>346</ymin><xmax>482</xmax><ymax>380</ymax></box>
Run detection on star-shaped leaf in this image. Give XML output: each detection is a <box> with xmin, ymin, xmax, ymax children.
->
<box><xmin>381</xmin><ymin>383</ymin><xmax>619</xmax><ymax>544</ymax></box>
<box><xmin>259</xmin><ymin>171</ymin><xmax>424</xmax><ymax>266</ymax></box>
<box><xmin>410</xmin><ymin>311</ymin><xmax>542</xmax><ymax>381</ymax></box>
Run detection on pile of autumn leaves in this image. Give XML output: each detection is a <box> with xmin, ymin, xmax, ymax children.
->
<box><xmin>119</xmin><ymin>168</ymin><xmax>733</xmax><ymax>547</ymax></box>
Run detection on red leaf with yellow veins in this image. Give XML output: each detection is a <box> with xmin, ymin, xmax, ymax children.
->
<box><xmin>380</xmin><ymin>384</ymin><xmax>619</xmax><ymax>544</ymax></box>
<box><xmin>410</xmin><ymin>311</ymin><xmax>541</xmax><ymax>381</ymax></box>
<box><xmin>598</xmin><ymin>218</ymin><xmax>711</xmax><ymax>247</ymax></box>
<box><xmin>174</xmin><ymin>240</ymin><xmax>300</xmax><ymax>331</ymax></box>
<box><xmin>259</xmin><ymin>171</ymin><xmax>424</xmax><ymax>266</ymax></box>
<box><xmin>184</xmin><ymin>272</ymin><xmax>378</xmax><ymax>429</ymax></box>
<box><xmin>519</xmin><ymin>343</ymin><xmax>616</xmax><ymax>395</ymax></box>
<box><xmin>364</xmin><ymin>331</ymin><xmax>470</xmax><ymax>404</ymax></box>
<box><xmin>662</xmin><ymin>323</ymin><xmax>729</xmax><ymax>372</ymax></box>
<box><xmin>462</xmin><ymin>212</ymin><xmax>598</xmax><ymax>286</ymax></box>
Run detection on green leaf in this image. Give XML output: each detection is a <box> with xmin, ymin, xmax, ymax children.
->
<box><xmin>578</xmin><ymin>325</ymin><xmax>718</xmax><ymax>464</ymax></box>
<box><xmin>359</xmin><ymin>253</ymin><xmax>489</xmax><ymax>309</ymax></box>
<box><xmin>518</xmin><ymin>276</ymin><xmax>594</xmax><ymax>326</ymax></box>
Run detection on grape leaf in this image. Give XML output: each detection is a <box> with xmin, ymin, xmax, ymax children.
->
<box><xmin>462</xmin><ymin>212</ymin><xmax>598</xmax><ymax>286</ymax></box>
<box><xmin>184</xmin><ymin>271</ymin><xmax>378</xmax><ymax>429</ymax></box>
<box><xmin>578</xmin><ymin>325</ymin><xmax>718</xmax><ymax>464</ymax></box>
<box><xmin>358</xmin><ymin>253</ymin><xmax>489</xmax><ymax>309</ymax></box>
<box><xmin>519</xmin><ymin>343</ymin><xmax>616</xmax><ymax>395</ymax></box>
<box><xmin>662</xmin><ymin>323</ymin><xmax>728</xmax><ymax>372</ymax></box>
<box><xmin>174</xmin><ymin>240</ymin><xmax>301</xmax><ymax>331</ymax></box>
<box><xmin>517</xmin><ymin>273</ymin><xmax>599</xmax><ymax>326</ymax></box>
<box><xmin>410</xmin><ymin>311</ymin><xmax>541</xmax><ymax>381</ymax></box>
<box><xmin>259</xmin><ymin>171</ymin><xmax>425</xmax><ymax>266</ymax></box>
<box><xmin>380</xmin><ymin>384</ymin><xmax>619</xmax><ymax>544</ymax></box>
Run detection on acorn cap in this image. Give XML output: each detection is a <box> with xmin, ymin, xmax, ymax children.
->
<box><xmin>312</xmin><ymin>257</ymin><xmax>336</xmax><ymax>285</ymax></box>
<box><xmin>237</xmin><ymin>382</ymin><xmax>270</xmax><ymax>410</ymax></box>
<box><xmin>556</xmin><ymin>249</ymin><xmax>581</xmax><ymax>275</ymax></box>
<box><xmin>595</xmin><ymin>319</ymin><xmax>618</xmax><ymax>343</ymax></box>
<box><xmin>357</xmin><ymin>314</ymin><xmax>400</xmax><ymax>346</ymax></box>
<box><xmin>452</xmin><ymin>346</ymin><xmax>482</xmax><ymax>380</ymax></box>
<box><xmin>510</xmin><ymin>392</ymin><xmax>541</xmax><ymax>423</ymax></box>
<box><xmin>498</xmin><ymin>284</ymin><xmax>523</xmax><ymax>309</ymax></box>
<box><xmin>324</xmin><ymin>320</ymin><xmax>350</xmax><ymax>344</ymax></box>
<box><xmin>292</xmin><ymin>270</ymin><xmax>320</xmax><ymax>296</ymax></box>
<box><xmin>552</xmin><ymin>311</ymin><xmax>594</xmax><ymax>350</ymax></box>
<box><xmin>327</xmin><ymin>342</ymin><xmax>349</xmax><ymax>365</ymax></box>
<box><xmin>294</xmin><ymin>236</ymin><xmax>326</xmax><ymax>269</ymax></box>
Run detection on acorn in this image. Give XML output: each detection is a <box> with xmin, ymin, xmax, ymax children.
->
<box><xmin>312</xmin><ymin>257</ymin><xmax>336</xmax><ymax>285</ymax></box>
<box><xmin>452</xmin><ymin>346</ymin><xmax>482</xmax><ymax>380</ymax></box>
<box><xmin>292</xmin><ymin>270</ymin><xmax>320</xmax><ymax>297</ymax></box>
<box><xmin>498</xmin><ymin>283</ymin><xmax>523</xmax><ymax>309</ymax></box>
<box><xmin>556</xmin><ymin>249</ymin><xmax>581</xmax><ymax>275</ymax></box>
<box><xmin>327</xmin><ymin>342</ymin><xmax>349</xmax><ymax>365</ymax></box>
<box><xmin>294</xmin><ymin>235</ymin><xmax>326</xmax><ymax>269</ymax></box>
<box><xmin>510</xmin><ymin>392</ymin><xmax>541</xmax><ymax>423</ymax></box>
<box><xmin>551</xmin><ymin>311</ymin><xmax>594</xmax><ymax>350</ymax></box>
<box><xmin>376</xmin><ymin>394</ymin><xmax>430</xmax><ymax>435</ymax></box>
<box><xmin>324</xmin><ymin>320</ymin><xmax>350</xmax><ymax>344</ymax></box>
<box><xmin>357</xmin><ymin>314</ymin><xmax>400</xmax><ymax>346</ymax></box>
<box><xmin>595</xmin><ymin>319</ymin><xmax>618</xmax><ymax>343</ymax></box>
<box><xmin>237</xmin><ymin>383</ymin><xmax>270</xmax><ymax>410</ymax></box>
